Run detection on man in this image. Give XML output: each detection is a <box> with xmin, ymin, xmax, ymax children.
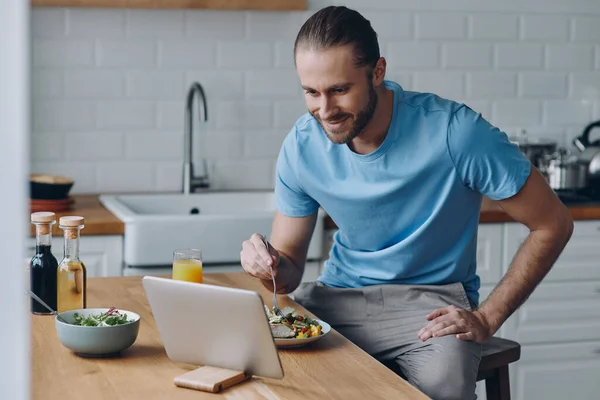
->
<box><xmin>240</xmin><ymin>6</ymin><xmax>573</xmax><ymax>399</ymax></box>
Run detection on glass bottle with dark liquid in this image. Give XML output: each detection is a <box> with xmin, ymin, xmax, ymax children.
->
<box><xmin>57</xmin><ymin>216</ymin><xmax>87</xmax><ymax>313</ymax></box>
<box><xmin>30</xmin><ymin>212</ymin><xmax>59</xmax><ymax>314</ymax></box>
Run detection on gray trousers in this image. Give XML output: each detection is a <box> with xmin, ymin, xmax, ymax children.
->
<box><xmin>292</xmin><ymin>281</ymin><xmax>482</xmax><ymax>400</ymax></box>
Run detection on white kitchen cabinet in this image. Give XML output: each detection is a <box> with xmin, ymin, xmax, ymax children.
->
<box><xmin>25</xmin><ymin>235</ymin><xmax>123</xmax><ymax>278</ymax></box>
<box><xmin>498</xmin><ymin>220</ymin><xmax>600</xmax><ymax>400</ymax></box>
<box><xmin>503</xmin><ymin>220</ymin><xmax>600</xmax><ymax>282</ymax></box>
<box><xmin>508</xmin><ymin>281</ymin><xmax>600</xmax><ymax>345</ymax></box>
<box><xmin>473</xmin><ymin>224</ymin><xmax>513</xmax><ymax>338</ymax></box>
<box><xmin>476</xmin><ymin>340</ymin><xmax>600</xmax><ymax>400</ymax></box>
<box><xmin>513</xmin><ymin>341</ymin><xmax>600</xmax><ymax>400</ymax></box>
<box><xmin>318</xmin><ymin>228</ymin><xmax>336</xmax><ymax>279</ymax></box>
<box><xmin>476</xmin><ymin>224</ymin><xmax>504</xmax><ymax>285</ymax></box>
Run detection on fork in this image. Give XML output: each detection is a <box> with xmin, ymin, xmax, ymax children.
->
<box><xmin>261</xmin><ymin>234</ymin><xmax>285</xmax><ymax>318</ymax></box>
<box><xmin>25</xmin><ymin>289</ymin><xmax>69</xmax><ymax>324</ymax></box>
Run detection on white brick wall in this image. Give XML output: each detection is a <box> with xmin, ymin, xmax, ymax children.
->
<box><xmin>546</xmin><ymin>44</ymin><xmax>594</xmax><ymax>70</ymax></box>
<box><xmin>520</xmin><ymin>72</ymin><xmax>567</xmax><ymax>98</ymax></box>
<box><xmin>521</xmin><ymin>15</ymin><xmax>570</xmax><ymax>41</ymax></box>
<box><xmin>416</xmin><ymin>13</ymin><xmax>467</xmax><ymax>40</ymax></box>
<box><xmin>33</xmin><ymin>40</ymin><xmax>94</xmax><ymax>67</ymax></box>
<box><xmin>470</xmin><ymin>14</ymin><xmax>518</xmax><ymax>40</ymax></box>
<box><xmin>30</xmin><ymin>2</ymin><xmax>600</xmax><ymax>194</ymax></box>
<box><xmin>413</xmin><ymin>72</ymin><xmax>464</xmax><ymax>100</ymax></box>
<box><xmin>496</xmin><ymin>43</ymin><xmax>544</xmax><ymax>69</ymax></box>
<box><xmin>68</xmin><ymin>9</ymin><xmax>125</xmax><ymax>38</ymax></box>
<box><xmin>467</xmin><ymin>72</ymin><xmax>517</xmax><ymax>99</ymax></box>
<box><xmin>64</xmin><ymin>70</ymin><xmax>126</xmax><ymax>99</ymax></box>
<box><xmin>217</xmin><ymin>41</ymin><xmax>273</xmax><ymax>68</ymax></box>
<box><xmin>96</xmin><ymin>40</ymin><xmax>156</xmax><ymax>68</ymax></box>
<box><xmin>443</xmin><ymin>43</ymin><xmax>492</xmax><ymax>68</ymax></box>
<box><xmin>388</xmin><ymin>42</ymin><xmax>440</xmax><ymax>68</ymax></box>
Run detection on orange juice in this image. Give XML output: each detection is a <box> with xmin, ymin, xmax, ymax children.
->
<box><xmin>172</xmin><ymin>259</ymin><xmax>203</xmax><ymax>283</ymax></box>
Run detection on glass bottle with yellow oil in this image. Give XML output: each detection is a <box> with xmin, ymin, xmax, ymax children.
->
<box><xmin>57</xmin><ymin>216</ymin><xmax>87</xmax><ymax>313</ymax></box>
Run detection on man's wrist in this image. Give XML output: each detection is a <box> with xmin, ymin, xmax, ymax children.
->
<box><xmin>260</xmin><ymin>254</ymin><xmax>287</xmax><ymax>292</ymax></box>
<box><xmin>475</xmin><ymin>304</ymin><xmax>504</xmax><ymax>335</ymax></box>
<box><xmin>273</xmin><ymin>253</ymin><xmax>303</xmax><ymax>294</ymax></box>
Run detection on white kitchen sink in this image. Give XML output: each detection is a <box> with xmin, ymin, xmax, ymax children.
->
<box><xmin>99</xmin><ymin>191</ymin><xmax>326</xmax><ymax>267</ymax></box>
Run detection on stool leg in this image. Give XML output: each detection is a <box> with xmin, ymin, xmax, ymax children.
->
<box><xmin>485</xmin><ymin>366</ymin><xmax>511</xmax><ymax>400</ymax></box>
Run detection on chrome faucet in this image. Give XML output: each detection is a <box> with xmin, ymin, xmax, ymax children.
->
<box><xmin>183</xmin><ymin>82</ymin><xmax>209</xmax><ymax>194</ymax></box>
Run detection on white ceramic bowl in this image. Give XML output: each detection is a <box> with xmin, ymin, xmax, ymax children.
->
<box><xmin>273</xmin><ymin>319</ymin><xmax>331</xmax><ymax>349</ymax></box>
<box><xmin>55</xmin><ymin>308</ymin><xmax>140</xmax><ymax>357</ymax></box>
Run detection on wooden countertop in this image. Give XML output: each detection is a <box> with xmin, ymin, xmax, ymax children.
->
<box><xmin>325</xmin><ymin>196</ymin><xmax>600</xmax><ymax>229</ymax></box>
<box><xmin>478</xmin><ymin>196</ymin><xmax>600</xmax><ymax>222</ymax></box>
<box><xmin>31</xmin><ymin>194</ymin><xmax>600</xmax><ymax>237</ymax></box>
<box><xmin>31</xmin><ymin>274</ymin><xmax>429</xmax><ymax>400</ymax></box>
<box><xmin>30</xmin><ymin>195</ymin><xmax>124</xmax><ymax>237</ymax></box>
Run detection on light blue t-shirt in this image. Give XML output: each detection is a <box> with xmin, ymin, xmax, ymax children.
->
<box><xmin>274</xmin><ymin>80</ymin><xmax>531</xmax><ymax>306</ymax></box>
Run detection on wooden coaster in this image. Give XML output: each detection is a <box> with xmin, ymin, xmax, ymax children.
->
<box><xmin>174</xmin><ymin>366</ymin><xmax>251</xmax><ymax>393</ymax></box>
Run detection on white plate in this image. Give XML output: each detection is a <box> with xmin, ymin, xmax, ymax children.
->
<box><xmin>273</xmin><ymin>319</ymin><xmax>331</xmax><ymax>348</ymax></box>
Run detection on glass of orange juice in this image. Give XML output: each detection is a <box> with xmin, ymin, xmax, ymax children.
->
<box><xmin>172</xmin><ymin>249</ymin><xmax>203</xmax><ymax>283</ymax></box>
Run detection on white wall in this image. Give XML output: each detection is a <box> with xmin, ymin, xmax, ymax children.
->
<box><xmin>30</xmin><ymin>0</ymin><xmax>600</xmax><ymax>194</ymax></box>
<box><xmin>0</xmin><ymin>0</ymin><xmax>30</xmax><ymax>399</ymax></box>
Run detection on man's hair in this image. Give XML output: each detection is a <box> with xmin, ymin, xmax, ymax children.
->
<box><xmin>293</xmin><ymin>6</ymin><xmax>380</xmax><ymax>68</ymax></box>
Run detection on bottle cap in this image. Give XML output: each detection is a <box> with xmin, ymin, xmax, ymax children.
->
<box><xmin>31</xmin><ymin>212</ymin><xmax>56</xmax><ymax>224</ymax></box>
<box><xmin>59</xmin><ymin>216</ymin><xmax>84</xmax><ymax>227</ymax></box>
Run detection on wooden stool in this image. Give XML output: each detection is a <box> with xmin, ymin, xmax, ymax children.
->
<box><xmin>477</xmin><ymin>337</ymin><xmax>521</xmax><ymax>400</ymax></box>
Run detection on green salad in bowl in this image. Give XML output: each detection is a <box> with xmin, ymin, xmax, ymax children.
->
<box><xmin>56</xmin><ymin>307</ymin><xmax>140</xmax><ymax>357</ymax></box>
<box><xmin>72</xmin><ymin>307</ymin><xmax>132</xmax><ymax>327</ymax></box>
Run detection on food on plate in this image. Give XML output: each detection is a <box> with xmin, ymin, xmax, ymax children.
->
<box><xmin>72</xmin><ymin>307</ymin><xmax>131</xmax><ymax>326</ymax></box>
<box><xmin>265</xmin><ymin>305</ymin><xmax>323</xmax><ymax>339</ymax></box>
<box><xmin>270</xmin><ymin>324</ymin><xmax>296</xmax><ymax>338</ymax></box>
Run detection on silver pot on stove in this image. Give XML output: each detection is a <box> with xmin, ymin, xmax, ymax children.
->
<box><xmin>509</xmin><ymin>129</ymin><xmax>558</xmax><ymax>177</ymax></box>
<box><xmin>544</xmin><ymin>148</ymin><xmax>588</xmax><ymax>190</ymax></box>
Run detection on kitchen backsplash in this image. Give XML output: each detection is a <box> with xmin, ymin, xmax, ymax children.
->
<box><xmin>31</xmin><ymin>0</ymin><xmax>600</xmax><ymax>194</ymax></box>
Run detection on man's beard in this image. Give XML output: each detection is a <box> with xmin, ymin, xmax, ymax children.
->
<box><xmin>311</xmin><ymin>84</ymin><xmax>378</xmax><ymax>145</ymax></box>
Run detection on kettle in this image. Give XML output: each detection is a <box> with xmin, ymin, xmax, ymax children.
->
<box><xmin>572</xmin><ymin>120</ymin><xmax>600</xmax><ymax>183</ymax></box>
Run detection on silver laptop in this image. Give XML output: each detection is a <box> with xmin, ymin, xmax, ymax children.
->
<box><xmin>142</xmin><ymin>276</ymin><xmax>284</xmax><ymax>379</ymax></box>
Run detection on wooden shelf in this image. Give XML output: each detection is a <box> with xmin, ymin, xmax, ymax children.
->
<box><xmin>31</xmin><ymin>0</ymin><xmax>307</xmax><ymax>11</ymax></box>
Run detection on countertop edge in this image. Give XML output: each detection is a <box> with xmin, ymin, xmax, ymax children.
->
<box><xmin>29</xmin><ymin>194</ymin><xmax>600</xmax><ymax>237</ymax></box>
